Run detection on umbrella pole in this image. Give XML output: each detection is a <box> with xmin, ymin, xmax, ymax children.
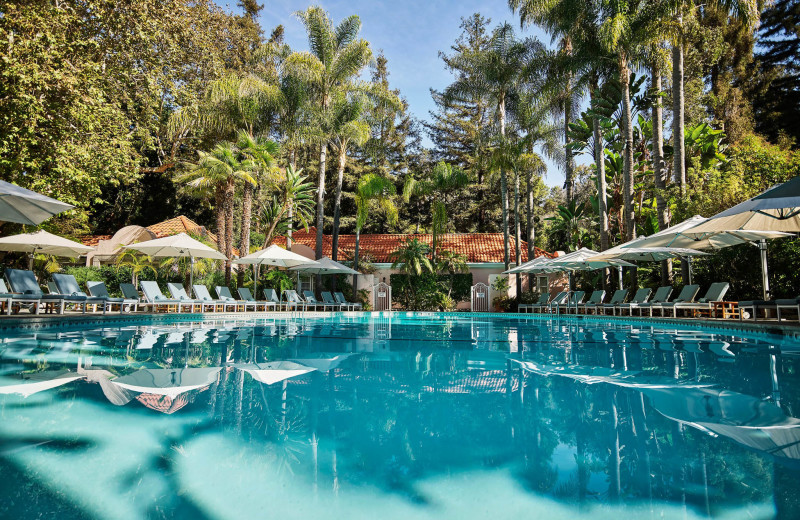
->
<box><xmin>687</xmin><ymin>256</ymin><xmax>693</xmax><ymax>285</ymax></box>
<box><xmin>254</xmin><ymin>264</ymin><xmax>259</xmax><ymax>300</ymax></box>
<box><xmin>189</xmin><ymin>256</ymin><xmax>195</xmax><ymax>292</ymax></box>
<box><xmin>759</xmin><ymin>240</ymin><xmax>770</xmax><ymax>301</ymax></box>
<box><xmin>28</xmin><ymin>252</ymin><xmax>34</xmax><ymax>271</ymax></box>
<box><xmin>617</xmin><ymin>267</ymin><xmax>623</xmax><ymax>290</ymax></box>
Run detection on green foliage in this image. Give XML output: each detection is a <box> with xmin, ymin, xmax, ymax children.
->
<box><xmin>390</xmin><ymin>273</ymin><xmax>473</xmax><ymax>311</ymax></box>
<box><xmin>62</xmin><ymin>266</ymin><xmax>133</xmax><ymax>297</ymax></box>
<box><xmin>261</xmin><ymin>269</ymin><xmax>294</xmax><ymax>293</ymax></box>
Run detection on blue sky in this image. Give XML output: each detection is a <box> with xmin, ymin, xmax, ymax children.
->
<box><xmin>230</xmin><ymin>1</ymin><xmax>567</xmax><ymax>187</ymax></box>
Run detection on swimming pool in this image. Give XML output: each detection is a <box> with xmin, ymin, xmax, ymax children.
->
<box><xmin>0</xmin><ymin>312</ymin><xmax>798</xmax><ymax>519</ymax></box>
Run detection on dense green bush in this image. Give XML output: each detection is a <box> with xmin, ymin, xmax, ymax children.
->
<box><xmin>63</xmin><ymin>266</ymin><xmax>132</xmax><ymax>296</ymax></box>
<box><xmin>390</xmin><ymin>273</ymin><xmax>472</xmax><ymax>310</ymax></box>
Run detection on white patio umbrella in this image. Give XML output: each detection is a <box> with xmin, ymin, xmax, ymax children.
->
<box><xmin>590</xmin><ymin>245</ymin><xmax>708</xmax><ymax>262</ymax></box>
<box><xmin>0</xmin><ymin>180</ymin><xmax>74</xmax><ymax>225</ymax></box>
<box><xmin>233</xmin><ymin>244</ymin><xmax>319</xmax><ymax>298</ymax></box>
<box><xmin>503</xmin><ymin>255</ymin><xmax>552</xmax><ymax>274</ymax></box>
<box><xmin>547</xmin><ymin>248</ymin><xmax>635</xmax><ymax>289</ymax></box>
<box><xmin>290</xmin><ymin>353</ymin><xmax>354</xmax><ymax>372</ymax></box>
<box><xmin>290</xmin><ymin>256</ymin><xmax>359</xmax><ymax>275</ymax></box>
<box><xmin>234</xmin><ymin>361</ymin><xmax>316</xmax><ymax>385</ymax></box>
<box><xmin>0</xmin><ymin>370</ymin><xmax>84</xmax><ymax>398</ymax></box>
<box><xmin>123</xmin><ymin>232</ymin><xmax>227</xmax><ymax>288</ymax></box>
<box><xmin>0</xmin><ymin>229</ymin><xmax>94</xmax><ymax>268</ymax></box>
<box><xmin>631</xmin><ymin>215</ymin><xmax>792</xmax><ymax>298</ymax></box>
<box><xmin>111</xmin><ymin>367</ymin><xmax>222</xmax><ymax>399</ymax></box>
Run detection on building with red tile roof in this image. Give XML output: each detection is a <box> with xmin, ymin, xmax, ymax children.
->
<box><xmin>273</xmin><ymin>227</ymin><xmax>554</xmax><ymax>265</ymax></box>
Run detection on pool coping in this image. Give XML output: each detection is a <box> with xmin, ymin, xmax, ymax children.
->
<box><xmin>0</xmin><ymin>310</ymin><xmax>799</xmax><ymax>340</ymax></box>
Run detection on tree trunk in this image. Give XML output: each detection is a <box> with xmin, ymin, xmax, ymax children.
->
<box><xmin>224</xmin><ymin>177</ymin><xmax>235</xmax><ymax>285</ymax></box>
<box><xmin>564</xmin><ymin>37</ymin><xmax>575</xmax><ymax>204</ymax></box>
<box><xmin>331</xmin><ymin>144</ymin><xmax>347</xmax><ymax>262</ymax></box>
<box><xmin>620</xmin><ymin>56</ymin><xmax>636</xmax><ymax>241</ymax></box>
<box><xmin>237</xmin><ymin>181</ymin><xmax>253</xmax><ymax>287</ymax></box>
<box><xmin>286</xmin><ymin>205</ymin><xmax>293</xmax><ymax>249</ymax></box>
<box><xmin>593</xmin><ymin>103</ymin><xmax>609</xmax><ymax>251</ymax></box>
<box><xmin>353</xmin><ymin>227</ymin><xmax>360</xmax><ymax>295</ymax></box>
<box><xmin>526</xmin><ymin>167</ymin><xmax>535</xmax><ymax>259</ymax></box>
<box><xmin>499</xmin><ymin>97</ymin><xmax>510</xmax><ymax>271</ymax></box>
<box><xmin>672</xmin><ymin>16</ymin><xmax>686</xmax><ymax>194</ymax></box>
<box><xmin>651</xmin><ymin>60</ymin><xmax>671</xmax><ymax>285</ymax></box>
<box><xmin>315</xmin><ymin>142</ymin><xmax>328</xmax><ymax>260</ymax></box>
<box><xmin>514</xmin><ymin>169</ymin><xmax>522</xmax><ymax>299</ymax></box>
<box><xmin>215</xmin><ymin>186</ymin><xmax>227</xmax><ymax>278</ymax></box>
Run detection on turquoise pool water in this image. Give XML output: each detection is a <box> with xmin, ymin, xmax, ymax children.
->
<box><xmin>0</xmin><ymin>313</ymin><xmax>799</xmax><ymax>519</ymax></box>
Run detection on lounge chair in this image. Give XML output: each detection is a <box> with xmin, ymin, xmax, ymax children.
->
<box><xmin>334</xmin><ymin>291</ymin><xmax>362</xmax><ymax>311</ymax></box>
<box><xmin>669</xmin><ymin>283</ymin><xmax>730</xmax><ymax>318</ymax></box>
<box><xmin>216</xmin><ymin>286</ymin><xmax>256</xmax><ymax>311</ymax></box>
<box><xmin>238</xmin><ymin>287</ymin><xmax>275</xmax><ymax>311</ymax></box>
<box><xmin>283</xmin><ymin>290</ymin><xmax>308</xmax><ymax>311</ymax></box>
<box><xmin>320</xmin><ymin>291</ymin><xmax>346</xmax><ymax>311</ymax></box>
<box><xmin>120</xmin><ymin>283</ymin><xmax>153</xmax><ymax>312</ymax></box>
<box><xmin>520</xmin><ymin>293</ymin><xmax>549</xmax><ymax>313</ymax></box>
<box><xmin>193</xmin><ymin>285</ymin><xmax>238</xmax><ymax>312</ymax></box>
<box><xmin>0</xmin><ymin>279</ymin><xmax>15</xmax><ymax>315</ymax></box>
<box><xmin>263</xmin><ymin>288</ymin><xmax>288</xmax><ymax>311</ymax></box>
<box><xmin>5</xmin><ymin>268</ymin><xmax>87</xmax><ymax>315</ymax></box>
<box><xmin>545</xmin><ymin>291</ymin><xmax>570</xmax><ymax>314</ymax></box>
<box><xmin>633</xmin><ymin>286</ymin><xmax>673</xmax><ymax>316</ymax></box>
<box><xmin>652</xmin><ymin>285</ymin><xmax>701</xmax><ymax>317</ymax></box>
<box><xmin>140</xmin><ymin>281</ymin><xmax>191</xmax><ymax>313</ymax></box>
<box><xmin>168</xmin><ymin>283</ymin><xmax>216</xmax><ymax>312</ymax></box>
<box><xmin>776</xmin><ymin>297</ymin><xmax>800</xmax><ymax>322</ymax></box>
<box><xmin>615</xmin><ymin>288</ymin><xmax>653</xmax><ymax>316</ymax></box>
<box><xmin>601</xmin><ymin>290</ymin><xmax>629</xmax><ymax>315</ymax></box>
<box><xmin>562</xmin><ymin>291</ymin><xmax>585</xmax><ymax>314</ymax></box>
<box><xmin>531</xmin><ymin>292</ymin><xmax>561</xmax><ymax>313</ymax></box>
<box><xmin>86</xmin><ymin>281</ymin><xmax>139</xmax><ymax>313</ymax></box>
<box><xmin>577</xmin><ymin>290</ymin><xmax>606</xmax><ymax>315</ymax></box>
<box><xmin>302</xmin><ymin>290</ymin><xmax>325</xmax><ymax>311</ymax></box>
<box><xmin>52</xmin><ymin>273</ymin><xmax>113</xmax><ymax>314</ymax></box>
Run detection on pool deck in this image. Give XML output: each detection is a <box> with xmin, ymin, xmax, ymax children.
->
<box><xmin>0</xmin><ymin>309</ymin><xmax>799</xmax><ymax>339</ymax></box>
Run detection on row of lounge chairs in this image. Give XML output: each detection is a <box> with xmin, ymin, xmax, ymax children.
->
<box><xmin>0</xmin><ymin>269</ymin><xmax>362</xmax><ymax>315</ymax></box>
<box><xmin>519</xmin><ymin>283</ymin><xmax>732</xmax><ymax>318</ymax></box>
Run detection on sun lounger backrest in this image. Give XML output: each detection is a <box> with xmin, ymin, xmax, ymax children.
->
<box><xmin>264</xmin><ymin>288</ymin><xmax>280</xmax><ymax>303</ymax></box>
<box><xmin>215</xmin><ymin>286</ymin><xmax>236</xmax><ymax>301</ymax></box>
<box><xmin>140</xmin><ymin>281</ymin><xmax>168</xmax><ymax>302</ymax></box>
<box><xmin>167</xmin><ymin>283</ymin><xmax>191</xmax><ymax>299</ymax></box>
<box><xmin>238</xmin><ymin>288</ymin><xmax>255</xmax><ymax>301</ymax></box>
<box><xmin>674</xmin><ymin>284</ymin><xmax>700</xmax><ymax>303</ymax></box>
<box><xmin>284</xmin><ymin>290</ymin><xmax>301</xmax><ymax>302</ymax></box>
<box><xmin>609</xmin><ymin>289</ymin><xmax>628</xmax><ymax>304</ymax></box>
<box><xmin>535</xmin><ymin>293</ymin><xmax>550</xmax><ymax>305</ymax></box>
<box><xmin>588</xmin><ymin>290</ymin><xmax>606</xmax><ymax>304</ymax></box>
<box><xmin>120</xmin><ymin>283</ymin><xmax>140</xmax><ymax>300</ymax></box>
<box><xmin>47</xmin><ymin>281</ymin><xmax>59</xmax><ymax>294</ymax></box>
<box><xmin>652</xmin><ymin>286</ymin><xmax>672</xmax><ymax>303</ymax></box>
<box><xmin>322</xmin><ymin>291</ymin><xmax>336</xmax><ymax>304</ymax></box>
<box><xmin>550</xmin><ymin>291</ymin><xmax>568</xmax><ymax>305</ymax></box>
<box><xmin>0</xmin><ymin>279</ymin><xmax>7</xmax><ymax>293</ymax></box>
<box><xmin>699</xmin><ymin>282</ymin><xmax>730</xmax><ymax>303</ymax></box>
<box><xmin>193</xmin><ymin>285</ymin><xmax>214</xmax><ymax>300</ymax></box>
<box><xmin>86</xmin><ymin>281</ymin><xmax>111</xmax><ymax>298</ymax></box>
<box><xmin>631</xmin><ymin>288</ymin><xmax>652</xmax><ymax>304</ymax></box>
<box><xmin>52</xmin><ymin>273</ymin><xmax>85</xmax><ymax>296</ymax></box>
<box><xmin>5</xmin><ymin>269</ymin><xmax>43</xmax><ymax>296</ymax></box>
<box><xmin>303</xmin><ymin>290</ymin><xmax>319</xmax><ymax>303</ymax></box>
<box><xmin>569</xmin><ymin>291</ymin><xmax>585</xmax><ymax>305</ymax></box>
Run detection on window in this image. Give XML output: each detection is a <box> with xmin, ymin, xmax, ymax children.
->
<box><xmin>537</xmin><ymin>276</ymin><xmax>549</xmax><ymax>293</ymax></box>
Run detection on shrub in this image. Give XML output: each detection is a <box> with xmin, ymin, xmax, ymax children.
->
<box><xmin>390</xmin><ymin>273</ymin><xmax>473</xmax><ymax>310</ymax></box>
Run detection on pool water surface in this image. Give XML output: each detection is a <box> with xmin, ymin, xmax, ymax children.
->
<box><xmin>0</xmin><ymin>313</ymin><xmax>799</xmax><ymax>519</ymax></box>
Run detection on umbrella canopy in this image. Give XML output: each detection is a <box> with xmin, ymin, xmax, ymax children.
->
<box><xmin>232</xmin><ymin>244</ymin><xmax>316</xmax><ymax>267</ymax></box>
<box><xmin>0</xmin><ymin>370</ymin><xmax>84</xmax><ymax>398</ymax></box>
<box><xmin>503</xmin><ymin>256</ymin><xmax>552</xmax><ymax>274</ymax></box>
<box><xmin>289</xmin><ymin>256</ymin><xmax>359</xmax><ymax>275</ymax></box>
<box><xmin>546</xmin><ymin>247</ymin><xmax>635</xmax><ymax>271</ymax></box>
<box><xmin>0</xmin><ymin>180</ymin><xmax>74</xmax><ymax>225</ymax></box>
<box><xmin>290</xmin><ymin>353</ymin><xmax>354</xmax><ymax>372</ymax></box>
<box><xmin>590</xmin><ymin>245</ymin><xmax>708</xmax><ymax>262</ymax></box>
<box><xmin>0</xmin><ymin>230</ymin><xmax>94</xmax><ymax>258</ymax></box>
<box><xmin>234</xmin><ymin>361</ymin><xmax>316</xmax><ymax>385</ymax></box>
<box><xmin>628</xmin><ymin>215</ymin><xmax>790</xmax><ymax>250</ymax></box>
<box><xmin>111</xmin><ymin>367</ymin><xmax>222</xmax><ymax>399</ymax></box>
<box><xmin>122</xmin><ymin>232</ymin><xmax>227</xmax><ymax>260</ymax></box>
<box><xmin>687</xmin><ymin>176</ymin><xmax>800</xmax><ymax>233</ymax></box>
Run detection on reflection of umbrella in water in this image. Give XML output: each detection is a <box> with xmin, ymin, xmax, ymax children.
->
<box><xmin>0</xmin><ymin>369</ymin><xmax>83</xmax><ymax>397</ymax></box>
<box><xmin>290</xmin><ymin>354</ymin><xmax>354</xmax><ymax>372</ymax></box>
<box><xmin>645</xmin><ymin>386</ymin><xmax>800</xmax><ymax>462</ymax></box>
<box><xmin>136</xmin><ymin>393</ymin><xmax>191</xmax><ymax>414</ymax></box>
<box><xmin>234</xmin><ymin>361</ymin><xmax>316</xmax><ymax>385</ymax></box>
<box><xmin>111</xmin><ymin>367</ymin><xmax>222</xmax><ymax>399</ymax></box>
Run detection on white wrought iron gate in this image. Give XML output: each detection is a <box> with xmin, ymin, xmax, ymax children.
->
<box><xmin>471</xmin><ymin>282</ymin><xmax>490</xmax><ymax>312</ymax></box>
<box><xmin>373</xmin><ymin>282</ymin><xmax>392</xmax><ymax>312</ymax></box>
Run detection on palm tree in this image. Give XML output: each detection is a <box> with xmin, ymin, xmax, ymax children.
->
<box><xmin>260</xmin><ymin>165</ymin><xmax>316</xmax><ymax>248</ymax></box>
<box><xmin>287</xmin><ymin>6</ymin><xmax>372</xmax><ymax>262</ymax></box>
<box><xmin>116</xmin><ymin>251</ymin><xmax>158</xmax><ymax>287</ymax></box>
<box><xmin>442</xmin><ymin>23</ymin><xmax>539</xmax><ymax>270</ymax></box>
<box><xmin>328</xmin><ymin>91</ymin><xmax>371</xmax><ymax>261</ymax></box>
<box><xmin>354</xmin><ymin>173</ymin><xmax>398</xmax><ymax>288</ymax></box>
<box><xmin>388</xmin><ymin>238</ymin><xmax>433</xmax><ymax>307</ymax></box>
<box><xmin>403</xmin><ymin>161</ymin><xmax>469</xmax><ymax>261</ymax></box>
<box><xmin>236</xmin><ymin>131</ymin><xmax>280</xmax><ymax>258</ymax></box>
<box><xmin>176</xmin><ymin>142</ymin><xmax>257</xmax><ymax>283</ymax></box>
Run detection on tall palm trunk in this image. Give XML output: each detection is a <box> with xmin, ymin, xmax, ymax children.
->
<box><xmin>526</xmin><ymin>167</ymin><xmax>535</xmax><ymax>293</ymax></box>
<box><xmin>672</xmin><ymin>15</ymin><xmax>686</xmax><ymax>194</ymax></box>
<box><xmin>620</xmin><ymin>56</ymin><xmax>636</xmax><ymax>241</ymax></box>
<box><xmin>564</xmin><ymin>37</ymin><xmax>575</xmax><ymax>204</ymax></box>
<box><xmin>651</xmin><ymin>61</ymin><xmax>671</xmax><ymax>285</ymax></box>
<box><xmin>315</xmin><ymin>142</ymin><xmax>328</xmax><ymax>259</ymax></box>
<box><xmin>514</xmin><ymin>169</ymin><xmax>522</xmax><ymax>299</ymax></box>
<box><xmin>224</xmin><ymin>177</ymin><xmax>235</xmax><ymax>284</ymax></box>
<box><xmin>499</xmin><ymin>96</ymin><xmax>510</xmax><ymax>271</ymax></box>
<box><xmin>592</xmin><ymin>97</ymin><xmax>609</xmax><ymax>251</ymax></box>
<box><xmin>331</xmin><ymin>144</ymin><xmax>348</xmax><ymax>262</ymax></box>
<box><xmin>352</xmin><ymin>227</ymin><xmax>360</xmax><ymax>294</ymax></box>
<box><xmin>287</xmin><ymin>152</ymin><xmax>297</xmax><ymax>249</ymax></box>
<box><xmin>215</xmin><ymin>186</ymin><xmax>227</xmax><ymax>262</ymax></box>
<box><xmin>237</xmin><ymin>182</ymin><xmax>254</xmax><ymax>287</ymax></box>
